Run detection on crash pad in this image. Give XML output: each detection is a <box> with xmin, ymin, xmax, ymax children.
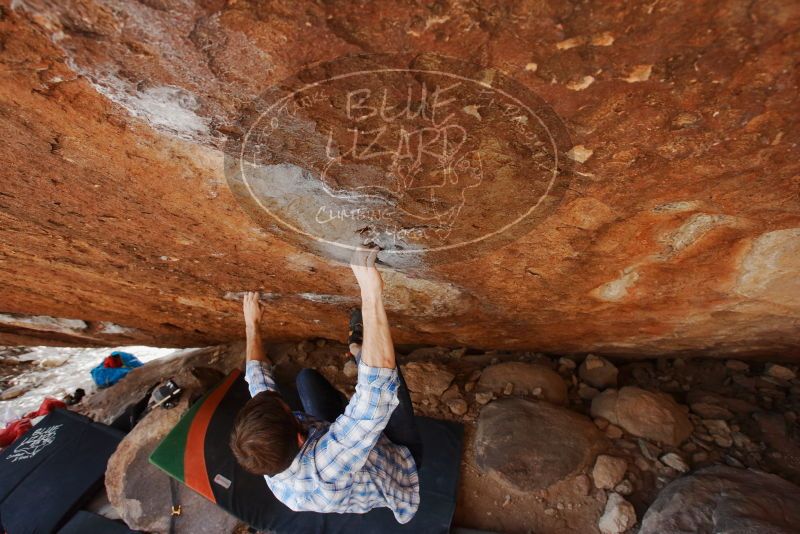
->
<box><xmin>150</xmin><ymin>370</ymin><xmax>463</xmax><ymax>533</ymax></box>
<box><xmin>57</xmin><ymin>511</ymin><xmax>138</xmax><ymax>534</ymax></box>
<box><xmin>0</xmin><ymin>409</ymin><xmax>124</xmax><ymax>533</ymax></box>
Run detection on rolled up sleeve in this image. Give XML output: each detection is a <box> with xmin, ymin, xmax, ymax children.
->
<box><xmin>245</xmin><ymin>360</ymin><xmax>278</xmax><ymax>397</ymax></box>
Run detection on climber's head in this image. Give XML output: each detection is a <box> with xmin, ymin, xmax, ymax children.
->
<box><xmin>230</xmin><ymin>391</ymin><xmax>304</xmax><ymax>476</ymax></box>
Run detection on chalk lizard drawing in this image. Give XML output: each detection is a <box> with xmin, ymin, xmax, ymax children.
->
<box><xmin>7</xmin><ymin>424</ymin><xmax>63</xmax><ymax>462</ymax></box>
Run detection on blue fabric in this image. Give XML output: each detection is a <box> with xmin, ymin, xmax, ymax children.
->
<box><xmin>295</xmin><ymin>368</ymin><xmax>348</xmax><ymax>424</ymax></box>
<box><xmin>90</xmin><ymin>351</ymin><xmax>143</xmax><ymax>388</ymax></box>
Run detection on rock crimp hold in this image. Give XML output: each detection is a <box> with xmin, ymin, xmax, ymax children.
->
<box><xmin>640</xmin><ymin>465</ymin><xmax>800</xmax><ymax>534</ymax></box>
<box><xmin>476</xmin><ymin>361</ymin><xmax>568</xmax><ymax>405</ymax></box>
<box><xmin>475</xmin><ymin>397</ymin><xmax>608</xmax><ymax>491</ymax></box>
<box><xmin>590</xmin><ymin>387</ymin><xmax>692</xmax><ymax>446</ymax></box>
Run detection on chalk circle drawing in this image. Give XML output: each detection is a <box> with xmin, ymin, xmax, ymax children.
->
<box><xmin>224</xmin><ymin>54</ymin><xmax>572</xmax><ymax>267</ymax></box>
<box><xmin>7</xmin><ymin>424</ymin><xmax>62</xmax><ymax>462</ymax></box>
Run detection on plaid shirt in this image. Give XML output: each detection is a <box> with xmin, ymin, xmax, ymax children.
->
<box><xmin>245</xmin><ymin>360</ymin><xmax>420</xmax><ymax>523</ymax></box>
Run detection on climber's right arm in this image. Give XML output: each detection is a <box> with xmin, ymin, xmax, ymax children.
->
<box><xmin>243</xmin><ymin>291</ymin><xmax>272</xmax><ymax>365</ymax></box>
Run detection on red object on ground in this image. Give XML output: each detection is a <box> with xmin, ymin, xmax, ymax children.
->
<box><xmin>0</xmin><ymin>397</ymin><xmax>67</xmax><ymax>447</ymax></box>
<box><xmin>0</xmin><ymin>418</ymin><xmax>33</xmax><ymax>448</ymax></box>
<box><xmin>25</xmin><ymin>397</ymin><xmax>66</xmax><ymax>418</ymax></box>
<box><xmin>103</xmin><ymin>354</ymin><xmax>123</xmax><ymax>368</ymax></box>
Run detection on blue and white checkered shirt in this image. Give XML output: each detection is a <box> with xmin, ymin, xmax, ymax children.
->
<box><xmin>245</xmin><ymin>360</ymin><xmax>420</xmax><ymax>523</ymax></box>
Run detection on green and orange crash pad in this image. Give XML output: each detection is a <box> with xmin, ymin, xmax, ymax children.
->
<box><xmin>150</xmin><ymin>369</ymin><xmax>464</xmax><ymax>533</ymax></box>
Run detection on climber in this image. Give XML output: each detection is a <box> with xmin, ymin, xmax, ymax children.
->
<box><xmin>230</xmin><ymin>246</ymin><xmax>423</xmax><ymax>524</ymax></box>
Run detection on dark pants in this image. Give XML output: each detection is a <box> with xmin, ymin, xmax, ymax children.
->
<box><xmin>296</xmin><ymin>364</ymin><xmax>424</xmax><ymax>467</ymax></box>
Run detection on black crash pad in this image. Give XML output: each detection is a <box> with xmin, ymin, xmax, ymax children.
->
<box><xmin>0</xmin><ymin>409</ymin><xmax>124</xmax><ymax>534</ymax></box>
<box><xmin>57</xmin><ymin>511</ymin><xmax>139</xmax><ymax>534</ymax></box>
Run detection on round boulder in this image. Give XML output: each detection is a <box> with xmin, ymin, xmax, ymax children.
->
<box><xmin>591</xmin><ymin>387</ymin><xmax>692</xmax><ymax>446</ymax></box>
<box><xmin>477</xmin><ymin>361</ymin><xmax>567</xmax><ymax>405</ymax></box>
<box><xmin>579</xmin><ymin>354</ymin><xmax>619</xmax><ymax>389</ymax></box>
<box><xmin>475</xmin><ymin>397</ymin><xmax>608</xmax><ymax>491</ymax></box>
<box><xmin>640</xmin><ymin>465</ymin><xmax>800</xmax><ymax>534</ymax></box>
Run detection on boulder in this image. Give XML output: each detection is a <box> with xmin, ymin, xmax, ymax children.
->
<box><xmin>579</xmin><ymin>383</ymin><xmax>601</xmax><ymax>400</ymax></box>
<box><xmin>475</xmin><ymin>398</ymin><xmax>608</xmax><ymax>491</ymax></box>
<box><xmin>591</xmin><ymin>387</ymin><xmax>692</xmax><ymax>446</ymax></box>
<box><xmin>105</xmin><ymin>372</ymin><xmax>239</xmax><ymax>533</ymax></box>
<box><xmin>474</xmin><ymin>391</ymin><xmax>493</xmax><ymax>405</ymax></box>
<box><xmin>446</xmin><ymin>397</ymin><xmax>468</xmax><ymax>416</ymax></box>
<box><xmin>614</xmin><ymin>480</ymin><xmax>634</xmax><ymax>496</ymax></box>
<box><xmin>599</xmin><ymin>493</ymin><xmax>637</xmax><ymax>534</ymax></box>
<box><xmin>701</xmin><ymin>418</ymin><xmax>731</xmax><ymax>436</ymax></box>
<box><xmin>579</xmin><ymin>355</ymin><xmax>619</xmax><ymax>389</ymax></box>
<box><xmin>725</xmin><ymin>360</ymin><xmax>750</xmax><ymax>372</ymax></box>
<box><xmin>1</xmin><ymin>0</ymin><xmax>800</xmax><ymax>359</ymax></box>
<box><xmin>764</xmin><ymin>363</ymin><xmax>796</xmax><ymax>381</ymax></box>
<box><xmin>400</xmin><ymin>362</ymin><xmax>454</xmax><ymax>397</ymax></box>
<box><xmin>659</xmin><ymin>452</ymin><xmax>689</xmax><ymax>473</ymax></box>
<box><xmin>441</xmin><ymin>384</ymin><xmax>468</xmax><ymax>415</ymax></box>
<box><xmin>592</xmin><ymin>455</ymin><xmax>628</xmax><ymax>489</ymax></box>
<box><xmin>701</xmin><ymin>419</ymin><xmax>733</xmax><ymax>447</ymax></box>
<box><xmin>79</xmin><ymin>346</ymin><xmax>242</xmax><ymax>424</ymax></box>
<box><xmin>637</xmin><ymin>439</ymin><xmax>660</xmax><ymax>461</ymax></box>
<box><xmin>640</xmin><ymin>466</ymin><xmax>800</xmax><ymax>534</ymax></box>
<box><xmin>558</xmin><ymin>357</ymin><xmax>577</xmax><ymax>373</ymax></box>
<box><xmin>686</xmin><ymin>390</ymin><xmax>759</xmax><ymax>415</ymax></box>
<box><xmin>0</xmin><ymin>384</ymin><xmax>29</xmax><ymax>400</ymax></box>
<box><xmin>476</xmin><ymin>362</ymin><xmax>567</xmax><ymax>405</ymax></box>
<box><xmin>690</xmin><ymin>402</ymin><xmax>733</xmax><ymax>420</ymax></box>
